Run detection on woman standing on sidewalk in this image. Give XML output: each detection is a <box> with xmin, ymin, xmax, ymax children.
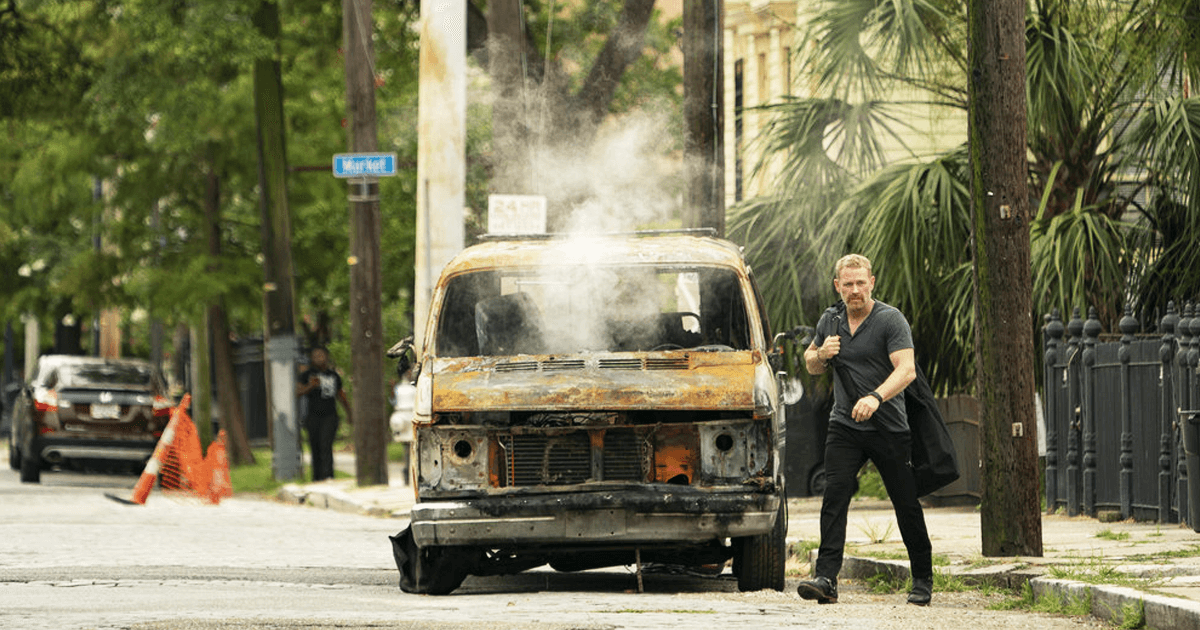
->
<box><xmin>297</xmin><ymin>347</ymin><xmax>352</xmax><ymax>482</ymax></box>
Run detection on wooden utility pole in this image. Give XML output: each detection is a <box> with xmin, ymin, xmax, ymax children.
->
<box><xmin>968</xmin><ymin>0</ymin><xmax>1043</xmax><ymax>556</ymax></box>
<box><xmin>683</xmin><ymin>0</ymin><xmax>724</xmax><ymax>235</ymax></box>
<box><xmin>343</xmin><ymin>0</ymin><xmax>388</xmax><ymax>486</ymax></box>
<box><xmin>253</xmin><ymin>0</ymin><xmax>302</xmax><ymax>481</ymax></box>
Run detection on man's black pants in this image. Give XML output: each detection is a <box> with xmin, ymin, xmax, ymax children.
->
<box><xmin>307</xmin><ymin>414</ymin><xmax>340</xmax><ymax>482</ymax></box>
<box><xmin>814</xmin><ymin>422</ymin><xmax>933</xmax><ymax>581</ymax></box>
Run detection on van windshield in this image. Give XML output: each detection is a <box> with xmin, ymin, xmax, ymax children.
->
<box><xmin>435</xmin><ymin>266</ymin><xmax>753</xmax><ymax>357</ymax></box>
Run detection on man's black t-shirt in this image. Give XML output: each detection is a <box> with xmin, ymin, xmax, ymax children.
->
<box><xmin>813</xmin><ymin>300</ymin><xmax>914</xmax><ymax>433</ymax></box>
<box><xmin>298</xmin><ymin>368</ymin><xmax>342</xmax><ymax>419</ymax></box>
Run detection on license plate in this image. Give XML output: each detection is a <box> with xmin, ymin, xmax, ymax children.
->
<box><xmin>91</xmin><ymin>403</ymin><xmax>120</xmax><ymax>419</ymax></box>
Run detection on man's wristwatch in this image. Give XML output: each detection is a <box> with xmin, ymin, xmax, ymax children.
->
<box><xmin>867</xmin><ymin>391</ymin><xmax>883</xmax><ymax>403</ymax></box>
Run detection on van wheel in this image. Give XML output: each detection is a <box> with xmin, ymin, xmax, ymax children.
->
<box><xmin>19</xmin><ymin>448</ymin><xmax>41</xmax><ymax>484</ymax></box>
<box><xmin>390</xmin><ymin>527</ymin><xmax>475</xmax><ymax>595</ymax></box>
<box><xmin>733</xmin><ymin>498</ymin><xmax>786</xmax><ymax>592</ymax></box>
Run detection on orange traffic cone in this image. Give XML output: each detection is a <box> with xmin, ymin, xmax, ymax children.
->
<box><xmin>205</xmin><ymin>430</ymin><xmax>233</xmax><ymax>504</ymax></box>
<box><xmin>106</xmin><ymin>394</ymin><xmax>191</xmax><ymax>505</ymax></box>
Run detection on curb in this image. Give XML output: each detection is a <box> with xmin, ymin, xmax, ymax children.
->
<box><xmin>277</xmin><ymin>483</ymin><xmax>412</xmax><ymax>519</ymax></box>
<box><xmin>1032</xmin><ymin>578</ymin><xmax>1200</xmax><ymax>630</ymax></box>
<box><xmin>841</xmin><ymin>554</ymin><xmax>1200</xmax><ymax>630</ymax></box>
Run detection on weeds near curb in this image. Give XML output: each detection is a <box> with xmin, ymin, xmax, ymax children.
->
<box><xmin>856</xmin><ymin>519</ymin><xmax>895</xmax><ymax>544</ymax></box>
<box><xmin>990</xmin><ymin>582</ymin><xmax>1093</xmax><ymax>616</ymax></box>
<box><xmin>1095</xmin><ymin>529</ymin><xmax>1131</xmax><ymax>542</ymax></box>
<box><xmin>1115</xmin><ymin>599</ymin><xmax>1146</xmax><ymax>629</ymax></box>
<box><xmin>1047</xmin><ymin>556</ymin><xmax>1165</xmax><ymax>590</ymax></box>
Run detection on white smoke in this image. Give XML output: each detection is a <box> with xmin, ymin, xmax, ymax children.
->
<box><xmin>527</xmin><ymin>109</ymin><xmax>680</xmax><ymax>235</ymax></box>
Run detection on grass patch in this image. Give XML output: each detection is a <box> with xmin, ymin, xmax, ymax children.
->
<box><xmin>1095</xmin><ymin>529</ymin><xmax>1131</xmax><ymax>541</ymax></box>
<box><xmin>387</xmin><ymin>440</ymin><xmax>408</xmax><ymax>462</ymax></box>
<box><xmin>228</xmin><ymin>446</ymin><xmax>353</xmax><ymax>496</ymax></box>
<box><xmin>862</xmin><ymin>568</ymin><xmax>969</xmax><ymax>595</ymax></box>
<box><xmin>855</xmin><ymin>519</ymin><xmax>895</xmax><ymax>544</ymax></box>
<box><xmin>864</xmin><ymin>571</ymin><xmax>905</xmax><ymax>594</ymax></box>
<box><xmin>990</xmin><ymin>582</ymin><xmax>1093</xmax><ymax>616</ymax></box>
<box><xmin>1128</xmin><ymin>544</ymin><xmax>1200</xmax><ymax>562</ymax></box>
<box><xmin>1116</xmin><ymin>600</ymin><xmax>1146</xmax><ymax>629</ymax></box>
<box><xmin>1045</xmin><ymin>556</ymin><xmax>1164</xmax><ymax>590</ymax></box>
<box><xmin>855</xmin><ymin>464</ymin><xmax>888</xmax><ymax>500</ymax></box>
<box><xmin>853</xmin><ymin>548</ymin><xmax>907</xmax><ymax>561</ymax></box>
<box><xmin>789</xmin><ymin>539</ymin><xmax>818</xmax><ymax>560</ymax></box>
<box><xmin>229</xmin><ymin>448</ymin><xmax>285</xmax><ymax>495</ymax></box>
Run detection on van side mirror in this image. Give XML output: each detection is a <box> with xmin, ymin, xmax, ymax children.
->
<box><xmin>387</xmin><ymin>336</ymin><xmax>415</xmax><ymax>381</ymax></box>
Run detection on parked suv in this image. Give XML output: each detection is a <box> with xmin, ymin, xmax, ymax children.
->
<box><xmin>8</xmin><ymin>355</ymin><xmax>171</xmax><ymax>483</ymax></box>
<box><xmin>389</xmin><ymin>230</ymin><xmax>788</xmax><ymax>594</ymax></box>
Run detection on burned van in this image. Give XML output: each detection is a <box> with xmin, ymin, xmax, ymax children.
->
<box><xmin>389</xmin><ymin>230</ymin><xmax>787</xmax><ymax>594</ymax></box>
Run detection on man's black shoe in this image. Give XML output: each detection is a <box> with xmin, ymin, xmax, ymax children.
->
<box><xmin>796</xmin><ymin>576</ymin><xmax>838</xmax><ymax>604</ymax></box>
<box><xmin>907</xmin><ymin>577</ymin><xmax>933</xmax><ymax>606</ymax></box>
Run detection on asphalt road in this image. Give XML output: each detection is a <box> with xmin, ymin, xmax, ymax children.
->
<box><xmin>0</xmin><ymin>461</ymin><xmax>1106</xmax><ymax>630</ymax></box>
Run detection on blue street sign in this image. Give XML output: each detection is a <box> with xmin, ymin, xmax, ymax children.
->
<box><xmin>333</xmin><ymin>153</ymin><xmax>398</xmax><ymax>178</ymax></box>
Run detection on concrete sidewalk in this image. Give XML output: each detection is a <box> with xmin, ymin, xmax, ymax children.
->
<box><xmin>277</xmin><ymin>453</ymin><xmax>1200</xmax><ymax>630</ymax></box>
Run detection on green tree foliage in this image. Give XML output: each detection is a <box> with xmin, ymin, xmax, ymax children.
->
<box><xmin>731</xmin><ymin>0</ymin><xmax>1200</xmax><ymax>394</ymax></box>
<box><xmin>1</xmin><ymin>0</ymin><xmax>681</xmax><ymax>362</ymax></box>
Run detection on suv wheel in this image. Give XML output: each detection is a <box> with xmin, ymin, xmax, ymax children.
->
<box><xmin>733</xmin><ymin>498</ymin><xmax>786</xmax><ymax>592</ymax></box>
<box><xmin>19</xmin><ymin>447</ymin><xmax>40</xmax><ymax>483</ymax></box>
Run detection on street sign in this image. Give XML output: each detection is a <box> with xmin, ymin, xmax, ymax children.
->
<box><xmin>333</xmin><ymin>152</ymin><xmax>398</xmax><ymax>178</ymax></box>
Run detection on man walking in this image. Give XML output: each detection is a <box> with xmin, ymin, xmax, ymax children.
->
<box><xmin>297</xmin><ymin>346</ymin><xmax>352</xmax><ymax>482</ymax></box>
<box><xmin>796</xmin><ymin>254</ymin><xmax>933</xmax><ymax>606</ymax></box>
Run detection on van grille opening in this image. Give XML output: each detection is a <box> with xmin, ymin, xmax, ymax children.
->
<box><xmin>498</xmin><ymin>429</ymin><xmax>647</xmax><ymax>487</ymax></box>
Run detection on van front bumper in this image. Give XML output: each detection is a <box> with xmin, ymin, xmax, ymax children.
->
<box><xmin>409</xmin><ymin>488</ymin><xmax>781</xmax><ymax>547</ymax></box>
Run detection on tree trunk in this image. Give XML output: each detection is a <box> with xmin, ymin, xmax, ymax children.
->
<box><xmin>344</xmin><ymin>0</ymin><xmax>388</xmax><ymax>486</ymax></box>
<box><xmin>201</xmin><ymin>166</ymin><xmax>255</xmax><ymax>464</ymax></box>
<box><xmin>566</xmin><ymin>0</ymin><xmax>657</xmax><ymax>134</ymax></box>
<box><xmin>209</xmin><ymin>303</ymin><xmax>256</xmax><ymax>465</ymax></box>
<box><xmin>968</xmin><ymin>0</ymin><xmax>1043</xmax><ymax>556</ymax></box>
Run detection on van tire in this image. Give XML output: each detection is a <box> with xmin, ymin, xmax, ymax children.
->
<box><xmin>734</xmin><ymin>498</ymin><xmax>786</xmax><ymax>592</ymax></box>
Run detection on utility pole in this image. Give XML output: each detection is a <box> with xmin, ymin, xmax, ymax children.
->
<box><xmin>968</xmin><ymin>0</ymin><xmax>1043</xmax><ymax>556</ymax></box>
<box><xmin>683</xmin><ymin>0</ymin><xmax>724</xmax><ymax>235</ymax></box>
<box><xmin>253</xmin><ymin>0</ymin><xmax>302</xmax><ymax>481</ymax></box>
<box><xmin>414</xmin><ymin>0</ymin><xmax>466</xmax><ymax>354</ymax></box>
<box><xmin>344</xmin><ymin>0</ymin><xmax>388</xmax><ymax>486</ymax></box>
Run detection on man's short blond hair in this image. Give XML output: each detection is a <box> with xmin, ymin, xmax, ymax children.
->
<box><xmin>834</xmin><ymin>254</ymin><xmax>873</xmax><ymax>278</ymax></box>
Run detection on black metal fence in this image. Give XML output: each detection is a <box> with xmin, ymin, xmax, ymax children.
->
<box><xmin>1043</xmin><ymin>302</ymin><xmax>1200</xmax><ymax>526</ymax></box>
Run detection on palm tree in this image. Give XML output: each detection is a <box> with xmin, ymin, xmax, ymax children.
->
<box><xmin>730</xmin><ymin>0</ymin><xmax>1200</xmax><ymax>394</ymax></box>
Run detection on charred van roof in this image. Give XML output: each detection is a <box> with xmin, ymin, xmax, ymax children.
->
<box><xmin>440</xmin><ymin>230</ymin><xmax>748</xmax><ymax>276</ymax></box>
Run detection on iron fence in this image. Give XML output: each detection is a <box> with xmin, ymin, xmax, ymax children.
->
<box><xmin>1043</xmin><ymin>302</ymin><xmax>1200</xmax><ymax>525</ymax></box>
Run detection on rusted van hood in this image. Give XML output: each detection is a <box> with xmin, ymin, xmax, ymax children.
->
<box><xmin>431</xmin><ymin>352</ymin><xmax>761</xmax><ymax>411</ymax></box>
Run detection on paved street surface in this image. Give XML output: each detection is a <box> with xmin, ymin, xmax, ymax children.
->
<box><xmin>0</xmin><ymin>451</ymin><xmax>1176</xmax><ymax>629</ymax></box>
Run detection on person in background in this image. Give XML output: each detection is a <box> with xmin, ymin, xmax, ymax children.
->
<box><xmin>297</xmin><ymin>347</ymin><xmax>352</xmax><ymax>482</ymax></box>
<box><xmin>795</xmin><ymin>253</ymin><xmax>932</xmax><ymax>606</ymax></box>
